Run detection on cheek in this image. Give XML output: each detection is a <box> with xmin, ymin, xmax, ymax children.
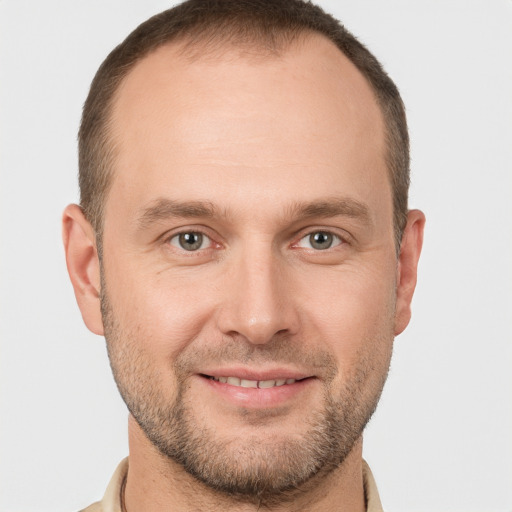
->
<box><xmin>104</xmin><ymin>259</ymin><xmax>222</xmax><ymax>359</ymax></box>
<box><xmin>297</xmin><ymin>263</ymin><xmax>397</xmax><ymax>362</ymax></box>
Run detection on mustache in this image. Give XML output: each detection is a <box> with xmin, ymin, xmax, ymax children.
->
<box><xmin>173</xmin><ymin>334</ymin><xmax>338</xmax><ymax>379</ymax></box>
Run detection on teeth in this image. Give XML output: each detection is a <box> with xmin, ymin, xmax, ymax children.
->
<box><xmin>210</xmin><ymin>376</ymin><xmax>297</xmax><ymax>388</ymax></box>
<box><xmin>258</xmin><ymin>380</ymin><xmax>276</xmax><ymax>388</ymax></box>
<box><xmin>240</xmin><ymin>379</ymin><xmax>258</xmax><ymax>388</ymax></box>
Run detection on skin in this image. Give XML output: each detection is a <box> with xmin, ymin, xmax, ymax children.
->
<box><xmin>63</xmin><ymin>34</ymin><xmax>424</xmax><ymax>512</ymax></box>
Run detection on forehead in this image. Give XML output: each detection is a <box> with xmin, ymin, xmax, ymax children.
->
<box><xmin>106</xmin><ymin>34</ymin><xmax>389</xmax><ymax>225</ymax></box>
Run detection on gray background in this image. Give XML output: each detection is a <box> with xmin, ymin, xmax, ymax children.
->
<box><xmin>1</xmin><ymin>1</ymin><xmax>511</xmax><ymax>510</ymax></box>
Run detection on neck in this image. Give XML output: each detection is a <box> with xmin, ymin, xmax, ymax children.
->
<box><xmin>124</xmin><ymin>416</ymin><xmax>366</xmax><ymax>512</ymax></box>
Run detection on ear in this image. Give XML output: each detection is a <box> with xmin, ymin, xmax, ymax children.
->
<box><xmin>62</xmin><ymin>204</ymin><xmax>104</xmax><ymax>335</ymax></box>
<box><xmin>394</xmin><ymin>209</ymin><xmax>425</xmax><ymax>335</ymax></box>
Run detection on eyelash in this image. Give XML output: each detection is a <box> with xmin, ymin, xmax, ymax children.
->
<box><xmin>164</xmin><ymin>227</ymin><xmax>348</xmax><ymax>254</ymax></box>
<box><xmin>166</xmin><ymin>230</ymin><xmax>216</xmax><ymax>253</ymax></box>
<box><xmin>294</xmin><ymin>231</ymin><xmax>344</xmax><ymax>251</ymax></box>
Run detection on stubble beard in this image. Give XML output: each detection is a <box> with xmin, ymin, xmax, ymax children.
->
<box><xmin>101</xmin><ymin>290</ymin><xmax>392</xmax><ymax>503</ymax></box>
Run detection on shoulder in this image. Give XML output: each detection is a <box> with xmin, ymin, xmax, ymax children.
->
<box><xmin>79</xmin><ymin>502</ymin><xmax>103</xmax><ymax>512</ymax></box>
<box><xmin>77</xmin><ymin>458</ymin><xmax>128</xmax><ymax>512</ymax></box>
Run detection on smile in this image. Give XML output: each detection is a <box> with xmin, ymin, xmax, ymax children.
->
<box><xmin>200</xmin><ymin>373</ymin><xmax>314</xmax><ymax>408</ymax></box>
<box><xmin>207</xmin><ymin>376</ymin><xmax>298</xmax><ymax>388</ymax></box>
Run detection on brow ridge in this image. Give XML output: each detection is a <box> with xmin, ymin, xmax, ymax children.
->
<box><xmin>288</xmin><ymin>197</ymin><xmax>371</xmax><ymax>223</ymax></box>
<box><xmin>138</xmin><ymin>198</ymin><xmax>218</xmax><ymax>229</ymax></box>
<box><xmin>137</xmin><ymin>196</ymin><xmax>371</xmax><ymax>230</ymax></box>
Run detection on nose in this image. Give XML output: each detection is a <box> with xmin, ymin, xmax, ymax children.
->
<box><xmin>216</xmin><ymin>243</ymin><xmax>300</xmax><ymax>345</ymax></box>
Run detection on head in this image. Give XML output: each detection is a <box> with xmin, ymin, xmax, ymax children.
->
<box><xmin>78</xmin><ymin>0</ymin><xmax>410</xmax><ymax>251</ymax></box>
<box><xmin>63</xmin><ymin>0</ymin><xmax>424</xmax><ymax>504</ymax></box>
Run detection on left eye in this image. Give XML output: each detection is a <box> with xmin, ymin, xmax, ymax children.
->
<box><xmin>296</xmin><ymin>231</ymin><xmax>342</xmax><ymax>250</ymax></box>
<box><xmin>169</xmin><ymin>232</ymin><xmax>211</xmax><ymax>251</ymax></box>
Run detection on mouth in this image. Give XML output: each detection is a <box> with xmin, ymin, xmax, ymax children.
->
<box><xmin>202</xmin><ymin>375</ymin><xmax>303</xmax><ymax>389</ymax></box>
<box><xmin>197</xmin><ymin>369</ymin><xmax>316</xmax><ymax>409</ymax></box>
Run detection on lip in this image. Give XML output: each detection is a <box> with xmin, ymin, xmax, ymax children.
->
<box><xmin>199</xmin><ymin>367</ymin><xmax>312</xmax><ymax>382</ymax></box>
<box><xmin>196</xmin><ymin>367</ymin><xmax>316</xmax><ymax>409</ymax></box>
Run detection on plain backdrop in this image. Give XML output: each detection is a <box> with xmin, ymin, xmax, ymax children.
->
<box><xmin>1</xmin><ymin>1</ymin><xmax>511</xmax><ymax>511</ymax></box>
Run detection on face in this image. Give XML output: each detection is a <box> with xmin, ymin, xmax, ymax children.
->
<box><xmin>90</xmin><ymin>35</ymin><xmax>407</xmax><ymax>498</ymax></box>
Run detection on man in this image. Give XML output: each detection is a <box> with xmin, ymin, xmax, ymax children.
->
<box><xmin>62</xmin><ymin>0</ymin><xmax>424</xmax><ymax>510</ymax></box>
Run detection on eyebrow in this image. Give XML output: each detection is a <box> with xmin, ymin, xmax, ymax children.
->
<box><xmin>287</xmin><ymin>197</ymin><xmax>371</xmax><ymax>225</ymax></box>
<box><xmin>137</xmin><ymin>196</ymin><xmax>371</xmax><ymax>230</ymax></box>
<box><xmin>137</xmin><ymin>198</ymin><xmax>219</xmax><ymax>230</ymax></box>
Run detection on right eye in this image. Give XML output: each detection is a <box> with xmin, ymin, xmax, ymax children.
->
<box><xmin>296</xmin><ymin>230</ymin><xmax>343</xmax><ymax>251</ymax></box>
<box><xmin>168</xmin><ymin>232</ymin><xmax>212</xmax><ymax>251</ymax></box>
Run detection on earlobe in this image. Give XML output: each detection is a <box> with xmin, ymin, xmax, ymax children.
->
<box><xmin>62</xmin><ymin>204</ymin><xmax>104</xmax><ymax>335</ymax></box>
<box><xmin>394</xmin><ymin>209</ymin><xmax>425</xmax><ymax>336</ymax></box>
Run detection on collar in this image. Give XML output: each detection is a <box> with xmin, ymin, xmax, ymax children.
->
<box><xmin>85</xmin><ymin>457</ymin><xmax>384</xmax><ymax>512</ymax></box>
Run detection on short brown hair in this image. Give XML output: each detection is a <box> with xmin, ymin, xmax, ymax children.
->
<box><xmin>79</xmin><ymin>0</ymin><xmax>409</xmax><ymax>248</ymax></box>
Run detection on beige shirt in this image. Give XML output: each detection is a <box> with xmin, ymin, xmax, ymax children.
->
<box><xmin>80</xmin><ymin>458</ymin><xmax>384</xmax><ymax>512</ymax></box>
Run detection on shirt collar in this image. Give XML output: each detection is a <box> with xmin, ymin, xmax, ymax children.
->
<box><xmin>93</xmin><ymin>457</ymin><xmax>384</xmax><ymax>512</ymax></box>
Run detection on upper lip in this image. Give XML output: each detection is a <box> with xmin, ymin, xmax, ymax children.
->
<box><xmin>199</xmin><ymin>367</ymin><xmax>312</xmax><ymax>381</ymax></box>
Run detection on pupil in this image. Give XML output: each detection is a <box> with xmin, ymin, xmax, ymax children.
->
<box><xmin>311</xmin><ymin>232</ymin><xmax>332</xmax><ymax>249</ymax></box>
<box><xmin>179</xmin><ymin>232</ymin><xmax>202</xmax><ymax>251</ymax></box>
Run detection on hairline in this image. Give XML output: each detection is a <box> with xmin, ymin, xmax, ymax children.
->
<box><xmin>87</xmin><ymin>29</ymin><xmax>406</xmax><ymax>256</ymax></box>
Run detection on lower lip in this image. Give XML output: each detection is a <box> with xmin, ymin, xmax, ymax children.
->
<box><xmin>200</xmin><ymin>376</ymin><xmax>314</xmax><ymax>409</ymax></box>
